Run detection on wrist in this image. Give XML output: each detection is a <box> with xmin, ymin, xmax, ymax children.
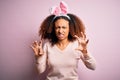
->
<box><xmin>81</xmin><ymin>49</ymin><xmax>88</xmax><ymax>54</ymax></box>
<box><xmin>81</xmin><ymin>50</ymin><xmax>91</xmax><ymax>59</ymax></box>
<box><xmin>35</xmin><ymin>55</ymin><xmax>40</xmax><ymax>60</ymax></box>
<box><xmin>35</xmin><ymin>52</ymin><xmax>44</xmax><ymax>59</ymax></box>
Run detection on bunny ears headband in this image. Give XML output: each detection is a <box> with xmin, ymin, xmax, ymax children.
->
<box><xmin>50</xmin><ymin>1</ymin><xmax>70</xmax><ymax>20</ymax></box>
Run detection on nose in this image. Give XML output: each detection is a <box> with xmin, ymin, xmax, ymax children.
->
<box><xmin>58</xmin><ymin>28</ymin><xmax>63</xmax><ymax>33</ymax></box>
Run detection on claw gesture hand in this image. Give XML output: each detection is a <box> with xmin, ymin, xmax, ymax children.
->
<box><xmin>31</xmin><ymin>40</ymin><xmax>44</xmax><ymax>56</ymax></box>
<box><xmin>74</xmin><ymin>32</ymin><xmax>89</xmax><ymax>54</ymax></box>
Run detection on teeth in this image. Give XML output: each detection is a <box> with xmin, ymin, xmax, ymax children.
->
<box><xmin>60</xmin><ymin>34</ymin><xmax>64</xmax><ymax>37</ymax></box>
<box><xmin>60</xmin><ymin>34</ymin><xmax>63</xmax><ymax>36</ymax></box>
<box><xmin>58</xmin><ymin>34</ymin><xmax>64</xmax><ymax>37</ymax></box>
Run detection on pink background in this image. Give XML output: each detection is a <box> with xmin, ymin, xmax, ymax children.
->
<box><xmin>0</xmin><ymin>0</ymin><xmax>120</xmax><ymax>80</ymax></box>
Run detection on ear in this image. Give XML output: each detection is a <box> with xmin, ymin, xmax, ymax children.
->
<box><xmin>60</xmin><ymin>1</ymin><xmax>68</xmax><ymax>14</ymax></box>
<box><xmin>50</xmin><ymin>6</ymin><xmax>60</xmax><ymax>16</ymax></box>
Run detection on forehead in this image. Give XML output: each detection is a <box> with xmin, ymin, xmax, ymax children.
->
<box><xmin>55</xmin><ymin>19</ymin><xmax>69</xmax><ymax>26</ymax></box>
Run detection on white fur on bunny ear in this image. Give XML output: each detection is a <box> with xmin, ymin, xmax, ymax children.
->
<box><xmin>60</xmin><ymin>1</ymin><xmax>68</xmax><ymax>14</ymax></box>
<box><xmin>50</xmin><ymin>6</ymin><xmax>60</xmax><ymax>16</ymax></box>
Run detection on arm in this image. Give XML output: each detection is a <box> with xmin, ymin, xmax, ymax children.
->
<box><xmin>80</xmin><ymin>50</ymin><xmax>96</xmax><ymax>70</ymax></box>
<box><xmin>36</xmin><ymin>52</ymin><xmax>47</xmax><ymax>73</ymax></box>
<box><xmin>74</xmin><ymin>32</ymin><xmax>96</xmax><ymax>70</ymax></box>
<box><xmin>31</xmin><ymin>40</ymin><xmax>47</xmax><ymax>73</ymax></box>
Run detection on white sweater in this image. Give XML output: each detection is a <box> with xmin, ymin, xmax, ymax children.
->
<box><xmin>37</xmin><ymin>40</ymin><xmax>96</xmax><ymax>80</ymax></box>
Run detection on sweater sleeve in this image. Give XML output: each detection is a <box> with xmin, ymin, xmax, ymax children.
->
<box><xmin>36</xmin><ymin>43</ymin><xmax>48</xmax><ymax>73</ymax></box>
<box><xmin>80</xmin><ymin>53</ymin><xmax>96</xmax><ymax>70</ymax></box>
<box><xmin>37</xmin><ymin>52</ymin><xmax>47</xmax><ymax>73</ymax></box>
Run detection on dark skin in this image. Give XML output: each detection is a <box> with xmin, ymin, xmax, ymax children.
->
<box><xmin>31</xmin><ymin>19</ymin><xmax>89</xmax><ymax>57</ymax></box>
<box><xmin>31</xmin><ymin>33</ymin><xmax>89</xmax><ymax>57</ymax></box>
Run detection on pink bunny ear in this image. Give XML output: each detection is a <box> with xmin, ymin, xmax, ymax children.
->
<box><xmin>49</xmin><ymin>1</ymin><xmax>70</xmax><ymax>20</ymax></box>
<box><xmin>60</xmin><ymin>1</ymin><xmax>68</xmax><ymax>14</ymax></box>
<box><xmin>50</xmin><ymin>6</ymin><xmax>60</xmax><ymax>16</ymax></box>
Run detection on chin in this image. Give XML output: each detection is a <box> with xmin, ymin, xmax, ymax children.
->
<box><xmin>58</xmin><ymin>37</ymin><xmax>65</xmax><ymax>41</ymax></box>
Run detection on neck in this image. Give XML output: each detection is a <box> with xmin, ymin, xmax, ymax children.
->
<box><xmin>57</xmin><ymin>39</ymin><xmax>69</xmax><ymax>46</ymax></box>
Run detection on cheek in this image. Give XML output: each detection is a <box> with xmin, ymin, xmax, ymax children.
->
<box><xmin>66</xmin><ymin>28</ymin><xmax>69</xmax><ymax>34</ymax></box>
<box><xmin>55</xmin><ymin>29</ymin><xmax>58</xmax><ymax>34</ymax></box>
<box><xmin>55</xmin><ymin>28</ymin><xmax>57</xmax><ymax>32</ymax></box>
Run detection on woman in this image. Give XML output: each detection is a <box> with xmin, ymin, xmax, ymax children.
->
<box><xmin>31</xmin><ymin>1</ymin><xmax>96</xmax><ymax>80</ymax></box>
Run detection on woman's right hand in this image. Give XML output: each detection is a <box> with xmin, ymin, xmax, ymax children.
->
<box><xmin>31</xmin><ymin>40</ymin><xmax>44</xmax><ymax>57</ymax></box>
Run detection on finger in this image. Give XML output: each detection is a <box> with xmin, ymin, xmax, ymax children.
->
<box><xmin>86</xmin><ymin>39</ymin><xmax>89</xmax><ymax>44</ymax></box>
<box><xmin>74</xmin><ymin>35</ymin><xmax>82</xmax><ymax>43</ymax></box>
<box><xmin>75</xmin><ymin>48</ymin><xmax>80</xmax><ymax>51</ymax></box>
<box><xmin>31</xmin><ymin>45</ymin><xmax>36</xmax><ymax>50</ymax></box>
<box><xmin>34</xmin><ymin>40</ymin><xmax>37</xmax><ymax>43</ymax></box>
<box><xmin>74</xmin><ymin>35</ymin><xmax>80</xmax><ymax>42</ymax></box>
<box><xmin>81</xmin><ymin>32</ymin><xmax>85</xmax><ymax>39</ymax></box>
<box><xmin>36</xmin><ymin>41</ymin><xmax>39</xmax><ymax>46</ymax></box>
<box><xmin>33</xmin><ymin>41</ymin><xmax>37</xmax><ymax>45</ymax></box>
<box><xmin>74</xmin><ymin>35</ymin><xmax>79</xmax><ymax>40</ymax></box>
<box><xmin>75</xmin><ymin>46</ymin><xmax>83</xmax><ymax>51</ymax></box>
<box><xmin>32</xmin><ymin>42</ymin><xmax>36</xmax><ymax>47</ymax></box>
<box><xmin>31</xmin><ymin>45</ymin><xmax>34</xmax><ymax>49</ymax></box>
<box><xmin>39</xmin><ymin>40</ymin><xmax>43</xmax><ymax>47</ymax></box>
<box><xmin>38</xmin><ymin>41</ymin><xmax>41</xmax><ymax>46</ymax></box>
<box><xmin>84</xmin><ymin>33</ymin><xmax>86</xmax><ymax>38</ymax></box>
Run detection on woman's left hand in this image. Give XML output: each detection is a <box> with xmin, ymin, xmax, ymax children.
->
<box><xmin>74</xmin><ymin>32</ymin><xmax>89</xmax><ymax>54</ymax></box>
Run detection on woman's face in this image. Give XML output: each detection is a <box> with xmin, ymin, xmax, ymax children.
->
<box><xmin>54</xmin><ymin>18</ymin><xmax>69</xmax><ymax>41</ymax></box>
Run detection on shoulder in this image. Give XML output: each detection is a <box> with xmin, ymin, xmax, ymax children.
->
<box><xmin>72</xmin><ymin>40</ymin><xmax>78</xmax><ymax>45</ymax></box>
<box><xmin>42</xmin><ymin>41</ymin><xmax>51</xmax><ymax>52</ymax></box>
<box><xmin>43</xmin><ymin>40</ymin><xmax>51</xmax><ymax>47</ymax></box>
<box><xmin>69</xmin><ymin>40</ymin><xmax>78</xmax><ymax>49</ymax></box>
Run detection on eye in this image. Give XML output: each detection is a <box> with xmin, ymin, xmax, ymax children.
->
<box><xmin>62</xmin><ymin>26</ymin><xmax>66</xmax><ymax>29</ymax></box>
<box><xmin>55</xmin><ymin>26</ymin><xmax>60</xmax><ymax>29</ymax></box>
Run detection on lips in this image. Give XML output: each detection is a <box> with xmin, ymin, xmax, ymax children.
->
<box><xmin>57</xmin><ymin>34</ymin><xmax>64</xmax><ymax>39</ymax></box>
